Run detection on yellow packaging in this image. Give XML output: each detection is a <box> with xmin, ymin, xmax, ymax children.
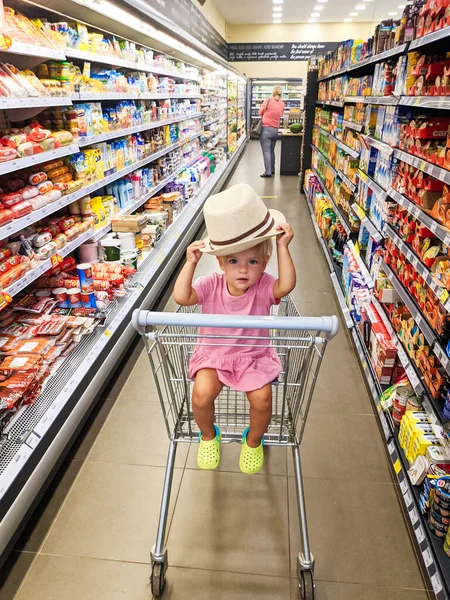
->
<box><xmin>401</xmin><ymin>412</ymin><xmax>430</xmax><ymax>452</ymax></box>
<box><xmin>90</xmin><ymin>196</ymin><xmax>107</xmax><ymax>228</ymax></box>
<box><xmin>94</xmin><ymin>148</ymin><xmax>104</xmax><ymax>180</ymax></box>
<box><xmin>409</xmin><ymin>434</ymin><xmax>441</xmax><ymax>464</ymax></box>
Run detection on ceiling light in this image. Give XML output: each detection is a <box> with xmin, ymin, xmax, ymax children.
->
<box><xmin>344</xmin><ymin>17</ymin><xmax>352</xmax><ymax>21</ymax></box>
<box><xmin>273</xmin><ymin>5</ymin><xmax>282</xmax><ymax>10</ymax></box>
<box><xmin>273</xmin><ymin>13</ymin><xmax>282</xmax><ymax>18</ymax></box>
<box><xmin>388</xmin><ymin>11</ymin><xmax>397</xmax><ymax>15</ymax></box>
<box><xmin>273</xmin><ymin>0</ymin><xmax>283</xmax><ymax>4</ymax></box>
<box><xmin>314</xmin><ymin>5</ymin><xmax>325</xmax><ymax>9</ymax></box>
<box><xmin>311</xmin><ymin>12</ymin><xmax>320</xmax><ymax>16</ymax></box>
<box><xmin>362</xmin><ymin>0</ymin><xmax>373</xmax><ymax>2</ymax></box>
<box><xmin>349</xmin><ymin>12</ymin><xmax>358</xmax><ymax>16</ymax></box>
<box><xmin>355</xmin><ymin>4</ymin><xmax>366</xmax><ymax>8</ymax></box>
<box><xmin>317</xmin><ymin>0</ymin><xmax>328</xmax><ymax>2</ymax></box>
<box><xmin>273</xmin><ymin>18</ymin><xmax>281</xmax><ymax>22</ymax></box>
<box><xmin>308</xmin><ymin>18</ymin><xmax>317</xmax><ymax>22</ymax></box>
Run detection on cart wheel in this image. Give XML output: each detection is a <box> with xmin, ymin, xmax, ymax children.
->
<box><xmin>151</xmin><ymin>562</ymin><xmax>165</xmax><ymax>597</ymax></box>
<box><xmin>298</xmin><ymin>570</ymin><xmax>314</xmax><ymax>600</ymax></box>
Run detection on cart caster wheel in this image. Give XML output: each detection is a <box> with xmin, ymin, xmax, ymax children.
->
<box><xmin>151</xmin><ymin>562</ymin><xmax>166</xmax><ymax>597</ymax></box>
<box><xmin>298</xmin><ymin>570</ymin><xmax>314</xmax><ymax>600</ymax></box>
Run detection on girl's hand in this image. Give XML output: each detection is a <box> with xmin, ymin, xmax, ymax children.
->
<box><xmin>186</xmin><ymin>240</ymin><xmax>205</xmax><ymax>263</ymax></box>
<box><xmin>276</xmin><ymin>223</ymin><xmax>294</xmax><ymax>247</ymax></box>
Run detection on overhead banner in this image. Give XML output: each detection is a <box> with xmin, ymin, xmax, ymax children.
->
<box><xmin>228</xmin><ymin>42</ymin><xmax>338</xmax><ymax>62</ymax></box>
<box><xmin>132</xmin><ymin>0</ymin><xmax>229</xmax><ymax>59</ymax></box>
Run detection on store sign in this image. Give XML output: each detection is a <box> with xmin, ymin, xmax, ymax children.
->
<box><xmin>228</xmin><ymin>42</ymin><xmax>339</xmax><ymax>62</ymax></box>
<box><xmin>131</xmin><ymin>0</ymin><xmax>229</xmax><ymax>59</ymax></box>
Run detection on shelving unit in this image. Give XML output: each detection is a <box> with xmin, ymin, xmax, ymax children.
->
<box><xmin>250</xmin><ymin>78</ymin><xmax>304</xmax><ymax>134</ymax></box>
<box><xmin>306</xmin><ymin>28</ymin><xmax>450</xmax><ymax>597</ymax></box>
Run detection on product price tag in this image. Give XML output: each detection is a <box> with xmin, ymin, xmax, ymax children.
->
<box><xmin>416</xmin><ymin>525</ymin><xmax>425</xmax><ymax>543</ymax></box>
<box><xmin>441</xmin><ymin>289</ymin><xmax>449</xmax><ymax>305</ymax></box>
<box><xmin>410</xmin><ymin>507</ymin><xmax>420</xmax><ymax>525</ymax></box>
<box><xmin>400</xmin><ymin>479</ymin><xmax>409</xmax><ymax>494</ymax></box>
<box><xmin>423</xmin><ymin>546</ymin><xmax>433</xmax><ymax>568</ymax></box>
<box><xmin>430</xmin><ymin>221</ymin><xmax>438</xmax><ymax>233</ymax></box>
<box><xmin>405</xmin><ymin>490</ymin><xmax>413</xmax><ymax>507</ymax></box>
<box><xmin>431</xmin><ymin>573</ymin><xmax>443</xmax><ymax>594</ymax></box>
<box><xmin>103</xmin><ymin>329</ymin><xmax>112</xmax><ymax>338</ymax></box>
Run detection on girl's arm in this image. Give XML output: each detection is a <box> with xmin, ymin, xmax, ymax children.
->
<box><xmin>258</xmin><ymin>98</ymin><xmax>268</xmax><ymax>116</ymax></box>
<box><xmin>173</xmin><ymin>241</ymin><xmax>204</xmax><ymax>305</ymax></box>
<box><xmin>273</xmin><ymin>224</ymin><xmax>296</xmax><ymax>299</ymax></box>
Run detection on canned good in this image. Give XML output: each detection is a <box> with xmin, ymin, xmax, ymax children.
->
<box><xmin>81</xmin><ymin>292</ymin><xmax>97</xmax><ymax>308</ymax></box>
<box><xmin>67</xmin><ymin>287</ymin><xmax>82</xmax><ymax>307</ymax></box>
<box><xmin>429</xmin><ymin>513</ymin><xmax>449</xmax><ymax>532</ymax></box>
<box><xmin>406</xmin><ymin>395</ymin><xmax>423</xmax><ymax>412</ymax></box>
<box><xmin>52</xmin><ymin>287</ymin><xmax>68</xmax><ymax>306</ymax></box>
<box><xmin>395</xmin><ymin>386</ymin><xmax>413</xmax><ymax>407</ymax></box>
<box><xmin>431</xmin><ymin>509</ymin><xmax>450</xmax><ymax>526</ymax></box>
<box><xmin>433</xmin><ymin>500</ymin><xmax>450</xmax><ymax>517</ymax></box>
<box><xmin>77</xmin><ymin>262</ymin><xmax>94</xmax><ymax>294</ymax></box>
<box><xmin>429</xmin><ymin>520</ymin><xmax>447</xmax><ymax>538</ymax></box>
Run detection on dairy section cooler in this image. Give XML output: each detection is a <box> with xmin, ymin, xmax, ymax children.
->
<box><xmin>0</xmin><ymin>0</ymin><xmax>248</xmax><ymax>562</ymax></box>
<box><xmin>250</xmin><ymin>78</ymin><xmax>304</xmax><ymax>138</ymax></box>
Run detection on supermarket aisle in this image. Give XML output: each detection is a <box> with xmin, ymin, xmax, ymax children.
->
<box><xmin>2</xmin><ymin>141</ymin><xmax>431</xmax><ymax>600</ymax></box>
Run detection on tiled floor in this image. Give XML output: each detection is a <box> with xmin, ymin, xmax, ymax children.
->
<box><xmin>0</xmin><ymin>141</ymin><xmax>431</xmax><ymax>599</ymax></box>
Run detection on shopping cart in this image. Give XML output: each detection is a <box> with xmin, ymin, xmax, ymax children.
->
<box><xmin>132</xmin><ymin>296</ymin><xmax>338</xmax><ymax>600</ymax></box>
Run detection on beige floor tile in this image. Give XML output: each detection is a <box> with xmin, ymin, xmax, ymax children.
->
<box><xmin>14</xmin><ymin>554</ymin><xmax>152</xmax><ymax>600</ymax></box>
<box><xmin>163</xmin><ymin>566</ymin><xmax>291</xmax><ymax>599</ymax></box>
<box><xmin>168</xmin><ymin>469</ymin><xmax>289</xmax><ymax>577</ymax></box>
<box><xmin>287</xmin><ymin>413</ymin><xmax>392</xmax><ymax>482</ymax></box>
<box><xmin>288</xmin><ymin>477</ymin><xmax>425</xmax><ymax>588</ymax></box>
<box><xmin>15</xmin><ymin>460</ymin><xmax>84</xmax><ymax>553</ymax></box>
<box><xmin>290</xmin><ymin>578</ymin><xmax>430</xmax><ymax>599</ymax></box>
<box><xmin>0</xmin><ymin>551</ymin><xmax>35</xmax><ymax>600</ymax></box>
<box><xmin>116</xmin><ymin>346</ymin><xmax>161</xmax><ymax>402</ymax></box>
<box><xmin>89</xmin><ymin>400</ymin><xmax>188</xmax><ymax>468</ymax></box>
<box><xmin>42</xmin><ymin>461</ymin><xmax>182</xmax><ymax>563</ymax></box>
<box><xmin>185</xmin><ymin>442</ymin><xmax>287</xmax><ymax>476</ymax></box>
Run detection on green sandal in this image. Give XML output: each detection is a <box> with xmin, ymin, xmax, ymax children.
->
<box><xmin>239</xmin><ymin>427</ymin><xmax>264</xmax><ymax>474</ymax></box>
<box><xmin>197</xmin><ymin>425</ymin><xmax>221</xmax><ymax>470</ymax></box>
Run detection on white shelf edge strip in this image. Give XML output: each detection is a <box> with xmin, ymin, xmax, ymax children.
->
<box><xmin>0</xmin><ymin>143</ymin><xmax>79</xmax><ymax>177</ymax></box>
<box><xmin>347</xmin><ymin>240</ymin><xmax>374</xmax><ymax>288</ymax></box>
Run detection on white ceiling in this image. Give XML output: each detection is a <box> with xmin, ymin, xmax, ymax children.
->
<box><xmin>213</xmin><ymin>0</ymin><xmax>405</xmax><ymax>25</ymax></box>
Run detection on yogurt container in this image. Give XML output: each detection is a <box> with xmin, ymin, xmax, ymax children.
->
<box><xmin>67</xmin><ymin>287</ymin><xmax>82</xmax><ymax>307</ymax></box>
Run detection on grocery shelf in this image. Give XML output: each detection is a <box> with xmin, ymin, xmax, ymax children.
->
<box><xmin>364</xmin><ymin>135</ymin><xmax>393</xmax><ymax>156</ymax></box>
<box><xmin>64</xmin><ymin>47</ymin><xmax>202</xmax><ymax>81</ymax></box>
<box><xmin>0</xmin><ymin>42</ymin><xmax>65</xmax><ymax>61</ymax></box>
<box><xmin>330</xmin><ymin>271</ymin><xmax>354</xmax><ymax>328</ymax></box>
<box><xmin>311</xmin><ymin>166</ymin><xmax>353</xmax><ymax>237</ymax></box>
<box><xmin>75</xmin><ymin>92</ymin><xmax>201</xmax><ymax>101</ymax></box>
<box><xmin>0</xmin><ymin>96</ymin><xmax>73</xmax><ymax>110</ymax></box>
<box><xmin>344</xmin><ymin>96</ymin><xmax>399</xmax><ymax>105</ymax></box>
<box><xmin>77</xmin><ymin>113</ymin><xmax>203</xmax><ymax>147</ymax></box>
<box><xmin>350</xmin><ymin>326</ymin><xmax>392</xmax><ymax>440</ymax></box>
<box><xmin>337</xmin><ymin>170</ymin><xmax>357</xmax><ymax>193</ymax></box>
<box><xmin>313</xmin><ymin>125</ymin><xmax>360</xmax><ymax>158</ymax></box>
<box><xmin>0</xmin><ymin>137</ymin><xmax>203</xmax><ymax>242</ymax></box>
<box><xmin>315</xmin><ymin>99</ymin><xmax>344</xmax><ymax>108</ymax></box>
<box><xmin>318</xmin><ymin>43</ymin><xmax>408</xmax><ymax>81</ymax></box>
<box><xmin>371</xmin><ymin>295</ymin><xmax>442</xmax><ymax>424</ymax></box>
<box><xmin>343</xmin><ymin>119</ymin><xmax>364</xmax><ymax>133</ymax></box>
<box><xmin>409</xmin><ymin>26</ymin><xmax>450</xmax><ymax>50</ymax></box>
<box><xmin>0</xmin><ymin>143</ymin><xmax>79</xmax><ymax>177</ymax></box>
<box><xmin>399</xmin><ymin>97</ymin><xmax>450</xmax><ymax>110</ymax></box>
<box><xmin>393</xmin><ymin>148</ymin><xmax>450</xmax><ymax>186</ymax></box>
<box><xmin>347</xmin><ymin>240</ymin><xmax>374</xmax><ymax>288</ymax></box>
<box><xmin>89</xmin><ymin>150</ymin><xmax>205</xmax><ymax>243</ymax></box>
<box><xmin>351</xmin><ymin>202</ymin><xmax>383</xmax><ymax>242</ymax></box>
<box><xmin>387</xmin><ymin>186</ymin><xmax>450</xmax><ymax>249</ymax></box>
<box><xmin>0</xmin><ymin>144</ymin><xmax>245</xmax><ymax>556</ymax></box>
<box><xmin>4</xmin><ymin>228</ymin><xmax>93</xmax><ymax>298</ymax></box>
<box><xmin>311</xmin><ymin>143</ymin><xmax>338</xmax><ymax>178</ymax></box>
<box><xmin>203</xmin><ymin>117</ymin><xmax>220</xmax><ymax>127</ymax></box>
<box><xmin>385</xmin><ymin>223</ymin><xmax>450</xmax><ymax>311</ymax></box>
<box><xmin>381</xmin><ymin>259</ymin><xmax>450</xmax><ymax>374</ymax></box>
<box><xmin>388</xmin><ymin>439</ymin><xmax>449</xmax><ymax>600</ymax></box>
<box><xmin>357</xmin><ymin>169</ymin><xmax>388</xmax><ymax>200</ymax></box>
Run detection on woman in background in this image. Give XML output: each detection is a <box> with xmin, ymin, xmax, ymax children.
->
<box><xmin>258</xmin><ymin>85</ymin><xmax>285</xmax><ymax>178</ymax></box>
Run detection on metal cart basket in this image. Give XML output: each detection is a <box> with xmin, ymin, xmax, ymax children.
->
<box><xmin>132</xmin><ymin>297</ymin><xmax>338</xmax><ymax>600</ymax></box>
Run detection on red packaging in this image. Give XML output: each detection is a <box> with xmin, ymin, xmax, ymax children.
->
<box><xmin>11</xmin><ymin>200</ymin><xmax>32</xmax><ymax>218</ymax></box>
<box><xmin>0</xmin><ymin>210</ymin><xmax>14</xmax><ymax>226</ymax></box>
<box><xmin>0</xmin><ymin>147</ymin><xmax>18</xmax><ymax>162</ymax></box>
<box><xmin>0</xmin><ymin>192</ymin><xmax>22</xmax><ymax>207</ymax></box>
<box><xmin>3</xmin><ymin>179</ymin><xmax>25</xmax><ymax>192</ymax></box>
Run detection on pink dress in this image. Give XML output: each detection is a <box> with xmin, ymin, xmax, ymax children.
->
<box><xmin>189</xmin><ymin>272</ymin><xmax>282</xmax><ymax>392</ymax></box>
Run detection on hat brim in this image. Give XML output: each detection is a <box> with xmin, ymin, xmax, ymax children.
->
<box><xmin>200</xmin><ymin>208</ymin><xmax>286</xmax><ymax>256</ymax></box>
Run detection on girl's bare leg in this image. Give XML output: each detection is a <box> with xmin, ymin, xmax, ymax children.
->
<box><xmin>246</xmin><ymin>383</ymin><xmax>272</xmax><ymax>447</ymax></box>
<box><xmin>192</xmin><ymin>368</ymin><xmax>223</xmax><ymax>440</ymax></box>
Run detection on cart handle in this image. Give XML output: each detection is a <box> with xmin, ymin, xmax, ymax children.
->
<box><xmin>132</xmin><ymin>310</ymin><xmax>339</xmax><ymax>341</ymax></box>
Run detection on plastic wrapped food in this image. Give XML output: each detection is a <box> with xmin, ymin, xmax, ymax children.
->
<box><xmin>0</xmin><ymin>322</ymin><xmax>33</xmax><ymax>338</ymax></box>
<box><xmin>35</xmin><ymin>240</ymin><xmax>57</xmax><ymax>260</ymax></box>
<box><xmin>32</xmin><ymin>318</ymin><xmax>67</xmax><ymax>336</ymax></box>
<box><xmin>27</xmin><ymin>124</ymin><xmax>51</xmax><ymax>142</ymax></box>
<box><xmin>47</xmin><ymin>165</ymin><xmax>69</xmax><ymax>179</ymax></box>
<box><xmin>52</xmin><ymin>172</ymin><xmax>73</xmax><ymax>184</ymax></box>
<box><xmin>1</xmin><ymin>133</ymin><xmax>26</xmax><ymax>148</ymax></box>
<box><xmin>20</xmin><ymin>185</ymin><xmax>39</xmax><ymax>200</ymax></box>
<box><xmin>42</xmin><ymin>189</ymin><xmax>61</xmax><ymax>203</ymax></box>
<box><xmin>11</xmin><ymin>200</ymin><xmax>32</xmax><ymax>218</ymax></box>
<box><xmin>1</xmin><ymin>353</ymin><xmax>41</xmax><ymax>370</ymax></box>
<box><xmin>0</xmin><ymin>262</ymin><xmax>30</xmax><ymax>288</ymax></box>
<box><xmin>13</xmin><ymin>338</ymin><xmax>54</xmax><ymax>355</ymax></box>
<box><xmin>53</xmin><ymin>182</ymin><xmax>68</xmax><ymax>193</ymax></box>
<box><xmin>42</xmin><ymin>160</ymin><xmax>63</xmax><ymax>173</ymax></box>
<box><xmin>36</xmin><ymin>137</ymin><xmax>55</xmax><ymax>152</ymax></box>
<box><xmin>29</xmin><ymin>195</ymin><xmax>48</xmax><ymax>211</ymax></box>
<box><xmin>0</xmin><ymin>334</ymin><xmax>19</xmax><ymax>352</ymax></box>
<box><xmin>0</xmin><ymin>254</ymin><xmax>27</xmax><ymax>273</ymax></box>
<box><xmin>33</xmin><ymin>231</ymin><xmax>52</xmax><ymax>248</ymax></box>
<box><xmin>52</xmin><ymin>131</ymin><xmax>73</xmax><ymax>146</ymax></box>
<box><xmin>0</xmin><ymin>147</ymin><xmax>18</xmax><ymax>162</ymax></box>
<box><xmin>28</xmin><ymin>171</ymin><xmax>47</xmax><ymax>185</ymax></box>
<box><xmin>0</xmin><ymin>210</ymin><xmax>14</xmax><ymax>226</ymax></box>
<box><xmin>16</xmin><ymin>142</ymin><xmax>33</xmax><ymax>157</ymax></box>
<box><xmin>53</xmin><ymin>233</ymin><xmax>67</xmax><ymax>249</ymax></box>
<box><xmin>4</xmin><ymin>179</ymin><xmax>25</xmax><ymax>192</ymax></box>
<box><xmin>36</xmin><ymin>180</ymin><xmax>53</xmax><ymax>194</ymax></box>
<box><xmin>0</xmin><ymin>192</ymin><xmax>22</xmax><ymax>207</ymax></box>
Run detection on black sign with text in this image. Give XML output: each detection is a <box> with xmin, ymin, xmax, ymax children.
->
<box><xmin>135</xmin><ymin>0</ymin><xmax>229</xmax><ymax>59</ymax></box>
<box><xmin>228</xmin><ymin>42</ymin><xmax>338</xmax><ymax>62</ymax></box>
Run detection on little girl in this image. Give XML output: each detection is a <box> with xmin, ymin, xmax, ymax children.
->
<box><xmin>173</xmin><ymin>184</ymin><xmax>296</xmax><ymax>474</ymax></box>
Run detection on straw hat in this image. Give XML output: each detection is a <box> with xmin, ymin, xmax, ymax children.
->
<box><xmin>201</xmin><ymin>183</ymin><xmax>285</xmax><ymax>256</ymax></box>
